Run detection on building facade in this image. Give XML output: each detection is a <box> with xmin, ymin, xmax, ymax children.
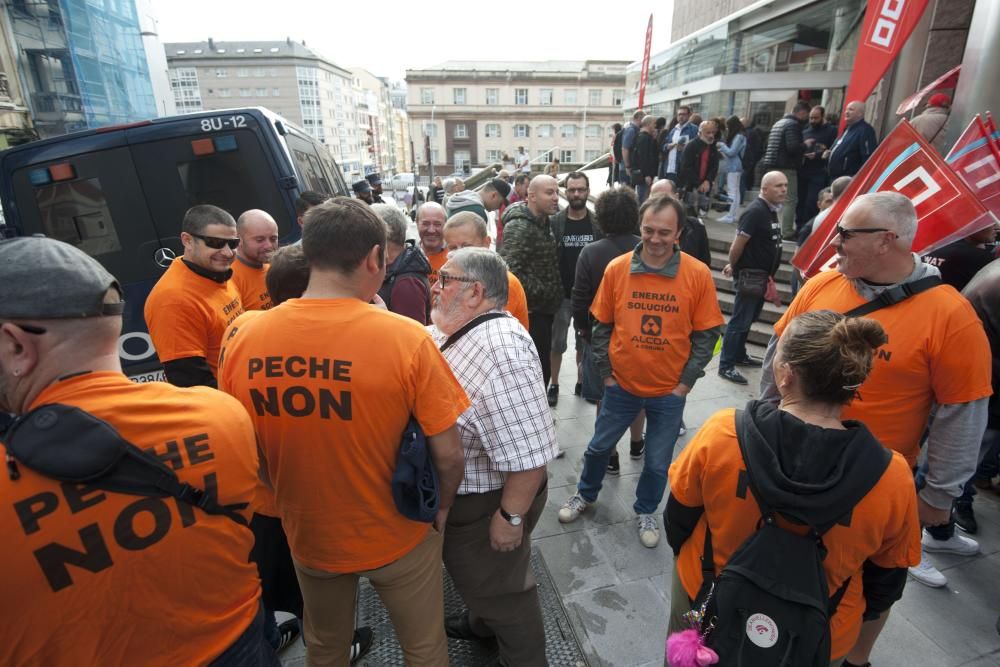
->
<box><xmin>406</xmin><ymin>60</ymin><xmax>628</xmax><ymax>175</ymax></box>
<box><xmin>632</xmin><ymin>0</ymin><xmax>983</xmax><ymax>150</ymax></box>
<box><xmin>0</xmin><ymin>9</ymin><xmax>34</xmax><ymax>148</ymax></box>
<box><xmin>2</xmin><ymin>0</ymin><xmax>165</xmax><ymax>139</ymax></box>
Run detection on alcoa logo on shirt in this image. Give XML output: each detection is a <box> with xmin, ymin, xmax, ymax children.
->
<box><xmin>746</xmin><ymin>613</ymin><xmax>779</xmax><ymax>649</ymax></box>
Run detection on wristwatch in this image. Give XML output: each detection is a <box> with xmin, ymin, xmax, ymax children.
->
<box><xmin>499</xmin><ymin>506</ymin><xmax>523</xmax><ymax>526</ymax></box>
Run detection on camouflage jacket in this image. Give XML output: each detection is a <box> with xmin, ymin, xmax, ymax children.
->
<box><xmin>499</xmin><ymin>202</ymin><xmax>562</xmax><ymax>315</ymax></box>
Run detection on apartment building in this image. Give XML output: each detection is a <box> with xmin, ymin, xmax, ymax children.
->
<box><xmin>406</xmin><ymin>60</ymin><xmax>628</xmax><ymax>174</ymax></box>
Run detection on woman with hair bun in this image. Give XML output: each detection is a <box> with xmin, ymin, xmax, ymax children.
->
<box><xmin>665</xmin><ymin>310</ymin><xmax>921</xmax><ymax>666</ymax></box>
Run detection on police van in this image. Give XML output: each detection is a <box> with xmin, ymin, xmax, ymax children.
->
<box><xmin>0</xmin><ymin>107</ymin><xmax>350</xmax><ymax>381</ymax></box>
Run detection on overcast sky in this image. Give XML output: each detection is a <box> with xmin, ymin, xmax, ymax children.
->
<box><xmin>153</xmin><ymin>0</ymin><xmax>675</xmax><ymax>81</ymax></box>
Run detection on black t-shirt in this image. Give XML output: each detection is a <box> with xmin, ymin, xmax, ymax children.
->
<box><xmin>922</xmin><ymin>240</ymin><xmax>995</xmax><ymax>291</ymax></box>
<box><xmin>735</xmin><ymin>198</ymin><xmax>782</xmax><ymax>275</ymax></box>
<box><xmin>558</xmin><ymin>212</ymin><xmax>596</xmax><ymax>297</ymax></box>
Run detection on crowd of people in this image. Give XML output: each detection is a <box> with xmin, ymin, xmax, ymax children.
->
<box><xmin>1</xmin><ymin>91</ymin><xmax>998</xmax><ymax>667</ymax></box>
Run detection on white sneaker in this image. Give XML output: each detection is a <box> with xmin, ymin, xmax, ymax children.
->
<box><xmin>638</xmin><ymin>514</ymin><xmax>660</xmax><ymax>548</ymax></box>
<box><xmin>908</xmin><ymin>554</ymin><xmax>947</xmax><ymax>588</ymax></box>
<box><xmin>718</xmin><ymin>216</ymin><xmax>735</xmax><ymax>224</ymax></box>
<box><xmin>921</xmin><ymin>530</ymin><xmax>980</xmax><ymax>556</ymax></box>
<box><xmin>558</xmin><ymin>494</ymin><xmax>589</xmax><ymax>523</ymax></box>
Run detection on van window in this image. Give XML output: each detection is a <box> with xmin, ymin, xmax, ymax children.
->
<box><xmin>285</xmin><ymin>133</ymin><xmax>335</xmax><ymax>195</ymax></box>
<box><xmin>35</xmin><ymin>177</ymin><xmax>122</xmax><ymax>257</ymax></box>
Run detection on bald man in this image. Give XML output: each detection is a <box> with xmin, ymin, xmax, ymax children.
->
<box><xmin>717</xmin><ymin>171</ymin><xmax>787</xmax><ymax>384</ymax></box>
<box><xmin>827</xmin><ymin>100</ymin><xmax>878</xmax><ymax>179</ymax></box>
<box><xmin>232</xmin><ymin>209</ymin><xmax>279</xmax><ymax>311</ymax></box>
<box><xmin>650</xmin><ymin>180</ymin><xmax>710</xmax><ymax>267</ymax></box>
<box><xmin>499</xmin><ymin>175</ymin><xmax>563</xmax><ymax>386</ymax></box>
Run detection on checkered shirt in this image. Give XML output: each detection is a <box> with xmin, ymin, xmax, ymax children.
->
<box><xmin>431</xmin><ymin>311</ymin><xmax>558</xmax><ymax>494</ymax></box>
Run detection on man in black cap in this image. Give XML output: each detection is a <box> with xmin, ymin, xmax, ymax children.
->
<box><xmin>352</xmin><ymin>179</ymin><xmax>374</xmax><ymax>205</ymax></box>
<box><xmin>0</xmin><ymin>237</ymin><xmax>273</xmax><ymax>666</ymax></box>
<box><xmin>366</xmin><ymin>173</ymin><xmax>386</xmax><ymax>204</ymax></box>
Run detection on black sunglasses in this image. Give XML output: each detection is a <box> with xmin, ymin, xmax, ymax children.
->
<box><xmin>191</xmin><ymin>233</ymin><xmax>240</xmax><ymax>250</ymax></box>
<box><xmin>835</xmin><ymin>225</ymin><xmax>893</xmax><ymax>241</ymax></box>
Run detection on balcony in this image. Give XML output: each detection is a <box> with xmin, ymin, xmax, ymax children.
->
<box><xmin>31</xmin><ymin>91</ymin><xmax>84</xmax><ymax>116</ymax></box>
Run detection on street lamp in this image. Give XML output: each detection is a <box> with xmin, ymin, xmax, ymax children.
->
<box><xmin>427</xmin><ymin>104</ymin><xmax>437</xmax><ymax>183</ymax></box>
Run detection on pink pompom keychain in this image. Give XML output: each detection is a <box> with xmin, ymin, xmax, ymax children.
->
<box><xmin>665</xmin><ymin>586</ymin><xmax>719</xmax><ymax>667</ymax></box>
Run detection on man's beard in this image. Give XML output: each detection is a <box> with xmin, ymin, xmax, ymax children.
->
<box><xmin>430</xmin><ymin>294</ymin><xmax>468</xmax><ymax>335</ymax></box>
<box><xmin>569</xmin><ymin>198</ymin><xmax>587</xmax><ymax>210</ymax></box>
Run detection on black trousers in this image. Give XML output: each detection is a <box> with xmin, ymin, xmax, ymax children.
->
<box><xmin>528</xmin><ymin>312</ymin><xmax>555</xmax><ymax>387</ymax></box>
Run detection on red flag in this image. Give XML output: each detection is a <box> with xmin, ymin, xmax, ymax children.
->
<box><xmin>638</xmin><ymin>14</ymin><xmax>653</xmax><ymax>111</ymax></box>
<box><xmin>945</xmin><ymin>115</ymin><xmax>1000</xmax><ymax>217</ymax></box>
<box><xmin>895</xmin><ymin>64</ymin><xmax>960</xmax><ymax>115</ymax></box>
<box><xmin>793</xmin><ymin>120</ymin><xmax>994</xmax><ymax>277</ymax></box>
<box><xmin>840</xmin><ymin>0</ymin><xmax>930</xmax><ymax>132</ymax></box>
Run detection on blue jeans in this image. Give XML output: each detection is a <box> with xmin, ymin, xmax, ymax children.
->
<box><xmin>636</xmin><ymin>180</ymin><xmax>650</xmax><ymax>204</ymax></box>
<box><xmin>958</xmin><ymin>427</ymin><xmax>1000</xmax><ymax>504</ymax></box>
<box><xmin>719</xmin><ymin>289</ymin><xmax>765</xmax><ymax>369</ymax></box>
<box><xmin>578</xmin><ymin>383</ymin><xmax>685</xmax><ymax>514</ymax></box>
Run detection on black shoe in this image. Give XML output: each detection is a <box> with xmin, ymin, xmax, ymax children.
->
<box><xmin>718</xmin><ymin>367</ymin><xmax>748</xmax><ymax>385</ymax></box>
<box><xmin>954</xmin><ymin>502</ymin><xmax>978</xmax><ymax>534</ymax></box>
<box><xmin>735</xmin><ymin>355</ymin><xmax>763</xmax><ymax>368</ymax></box>
<box><xmin>276</xmin><ymin>618</ymin><xmax>301</xmax><ymax>653</ymax></box>
<box><xmin>607</xmin><ymin>452</ymin><xmax>621</xmax><ymax>475</ymax></box>
<box><xmin>547</xmin><ymin>384</ymin><xmax>559</xmax><ymax>407</ymax></box>
<box><xmin>350</xmin><ymin>626</ymin><xmax>374</xmax><ymax>663</ymax></box>
<box><xmin>630</xmin><ymin>438</ymin><xmax>645</xmax><ymax>459</ymax></box>
<box><xmin>445</xmin><ymin>611</ymin><xmax>497</xmax><ymax>645</ymax></box>
<box><xmin>574</xmin><ymin>382</ymin><xmax>582</xmax><ymax>396</ymax></box>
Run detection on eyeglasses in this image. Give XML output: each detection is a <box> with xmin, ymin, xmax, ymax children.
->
<box><xmin>436</xmin><ymin>270</ymin><xmax>478</xmax><ymax>288</ymax></box>
<box><xmin>191</xmin><ymin>233</ymin><xmax>240</xmax><ymax>250</ymax></box>
<box><xmin>566</xmin><ymin>187</ymin><xmax>589</xmax><ymax>194</ymax></box>
<box><xmin>835</xmin><ymin>225</ymin><xmax>893</xmax><ymax>241</ymax></box>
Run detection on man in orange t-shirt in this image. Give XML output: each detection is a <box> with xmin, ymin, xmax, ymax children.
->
<box><xmin>144</xmin><ymin>204</ymin><xmax>244</xmax><ymax>388</ymax></box>
<box><xmin>219</xmin><ymin>197</ymin><xmax>468</xmax><ymax>666</ymax></box>
<box><xmin>416</xmin><ymin>201</ymin><xmax>449</xmax><ymax>283</ymax></box>
<box><xmin>231</xmin><ymin>209</ymin><xmax>280</xmax><ymax>311</ymax></box>
<box><xmin>443</xmin><ymin>210</ymin><xmax>530</xmax><ymax>329</ymax></box>
<box><xmin>557</xmin><ymin>195</ymin><xmax>723</xmax><ymax>548</ymax></box>
<box><xmin>0</xmin><ymin>237</ymin><xmax>270</xmax><ymax>666</ymax></box>
<box><xmin>760</xmin><ymin>193</ymin><xmax>992</xmax><ymax>664</ymax></box>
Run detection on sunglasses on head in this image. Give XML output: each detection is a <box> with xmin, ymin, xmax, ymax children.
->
<box><xmin>835</xmin><ymin>225</ymin><xmax>893</xmax><ymax>241</ymax></box>
<box><xmin>191</xmin><ymin>233</ymin><xmax>240</xmax><ymax>250</ymax></box>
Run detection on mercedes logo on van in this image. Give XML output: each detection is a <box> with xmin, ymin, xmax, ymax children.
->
<box><xmin>154</xmin><ymin>247</ymin><xmax>176</xmax><ymax>268</ymax></box>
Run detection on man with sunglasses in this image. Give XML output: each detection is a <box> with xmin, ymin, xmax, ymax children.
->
<box><xmin>0</xmin><ymin>237</ymin><xmax>272</xmax><ymax>666</ymax></box>
<box><xmin>759</xmin><ymin>192</ymin><xmax>991</xmax><ymax>667</ymax></box>
<box><xmin>145</xmin><ymin>204</ymin><xmax>244</xmax><ymax>388</ymax></box>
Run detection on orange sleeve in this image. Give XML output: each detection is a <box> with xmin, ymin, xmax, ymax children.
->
<box><xmin>409</xmin><ymin>335</ymin><xmax>471</xmax><ymax>436</ymax></box>
<box><xmin>149</xmin><ymin>294</ymin><xmax>213</xmax><ymax>363</ymax></box>
<box><xmin>507</xmin><ymin>273</ymin><xmax>530</xmax><ymax>329</ymax></box>
<box><xmin>690</xmin><ymin>264</ymin><xmax>725</xmax><ymax>331</ymax></box>
<box><xmin>669</xmin><ymin>410</ymin><xmax>732</xmax><ymax>507</ymax></box>
<box><xmin>866</xmin><ymin>454</ymin><xmax>922</xmax><ymax>569</ymax></box>
<box><xmin>590</xmin><ymin>259</ymin><xmax>618</xmax><ymax>324</ymax></box>
<box><xmin>773</xmin><ymin>269</ymin><xmax>833</xmax><ymax>336</ymax></box>
<box><xmin>928</xmin><ymin>299</ymin><xmax>994</xmax><ymax>405</ymax></box>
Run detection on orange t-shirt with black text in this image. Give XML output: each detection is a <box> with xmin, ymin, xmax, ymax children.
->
<box><xmin>230</xmin><ymin>257</ymin><xmax>272</xmax><ymax>311</ymax></box>
<box><xmin>0</xmin><ymin>372</ymin><xmax>263</xmax><ymax>666</ymax></box>
<box><xmin>218</xmin><ymin>298</ymin><xmax>470</xmax><ymax>573</ymax></box>
<box><xmin>775</xmin><ymin>270</ymin><xmax>993</xmax><ymax>465</ymax></box>
<box><xmin>507</xmin><ymin>271</ymin><xmax>530</xmax><ymax>329</ymax></box>
<box><xmin>669</xmin><ymin>409</ymin><xmax>921</xmax><ymax>660</ymax></box>
<box><xmin>144</xmin><ymin>258</ymin><xmax>244</xmax><ymax>377</ymax></box>
<box><xmin>590</xmin><ymin>251</ymin><xmax>723</xmax><ymax>397</ymax></box>
<box><xmin>424</xmin><ymin>245</ymin><xmax>448</xmax><ymax>283</ymax></box>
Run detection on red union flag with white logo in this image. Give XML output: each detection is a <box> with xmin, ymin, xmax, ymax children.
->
<box><xmin>839</xmin><ymin>0</ymin><xmax>930</xmax><ymax>132</ymax></box>
<box><xmin>946</xmin><ymin>114</ymin><xmax>1000</xmax><ymax>217</ymax></box>
<box><xmin>793</xmin><ymin>120</ymin><xmax>994</xmax><ymax>277</ymax></box>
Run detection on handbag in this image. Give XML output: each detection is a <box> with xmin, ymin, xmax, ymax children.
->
<box><xmin>734</xmin><ymin>268</ymin><xmax>769</xmax><ymax>298</ymax></box>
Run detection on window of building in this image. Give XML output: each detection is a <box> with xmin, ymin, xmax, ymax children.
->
<box><xmin>539</xmin><ymin>88</ymin><xmax>553</xmax><ymax>105</ymax></box>
<box><xmin>423</xmin><ymin>122</ymin><xmax>437</xmax><ymax>137</ymax></box>
<box><xmin>453</xmin><ymin>88</ymin><xmax>466</xmax><ymax>104</ymax></box>
<box><xmin>253</xmin><ymin>48</ymin><xmax>263</xmax><ymax>53</ymax></box>
<box><xmin>454</xmin><ymin>123</ymin><xmax>468</xmax><ymax>138</ymax></box>
<box><xmin>253</xmin><ymin>68</ymin><xmax>266</xmax><ymax>77</ymax></box>
<box><xmin>454</xmin><ymin>150</ymin><xmax>472</xmax><ymax>172</ymax></box>
<box><xmin>560</xmin><ymin>149</ymin><xmax>575</xmax><ymax>163</ymax></box>
<box><xmin>584</xmin><ymin>149</ymin><xmax>601</xmax><ymax>162</ymax></box>
<box><xmin>236</xmin><ymin>48</ymin><xmax>245</xmax><ymax>54</ymax></box>
<box><xmin>564</xmin><ymin>89</ymin><xmax>578</xmax><ymax>105</ymax></box>
<box><xmin>515</xmin><ymin>88</ymin><xmax>528</xmax><ymax>105</ymax></box>
<box><xmin>256</xmin><ymin>88</ymin><xmax>267</xmax><ymax>96</ymax></box>
<box><xmin>612</xmin><ymin>89</ymin><xmax>625</xmax><ymax>106</ymax></box>
<box><xmin>485</xmin><ymin>88</ymin><xmax>498</xmax><ymax>105</ymax></box>
<box><xmin>561</xmin><ymin>124</ymin><xmax>576</xmax><ymax>138</ymax></box>
<box><xmin>514</xmin><ymin>124</ymin><xmax>529</xmax><ymax>138</ymax></box>
<box><xmin>269</xmin><ymin>47</ymin><xmax>279</xmax><ymax>53</ymax></box>
<box><xmin>237</xmin><ymin>68</ymin><xmax>249</xmax><ymax>77</ymax></box>
<box><xmin>421</xmin><ymin>88</ymin><xmax>434</xmax><ymax>104</ymax></box>
<box><xmin>589</xmin><ymin>89</ymin><xmax>602</xmax><ymax>106</ymax></box>
<box><xmin>215</xmin><ymin>68</ymin><xmax>227</xmax><ymax>78</ymax></box>
<box><xmin>239</xmin><ymin>88</ymin><xmax>250</xmax><ymax>97</ymax></box>
<box><xmin>536</xmin><ymin>124</ymin><xmax>553</xmax><ymax>138</ymax></box>
<box><xmin>273</xmin><ymin>88</ymin><xmax>280</xmax><ymax>96</ymax></box>
<box><xmin>485</xmin><ymin>123</ymin><xmax>500</xmax><ymax>138</ymax></box>
<box><xmin>218</xmin><ymin>88</ymin><xmax>231</xmax><ymax>97</ymax></box>
<box><xmin>486</xmin><ymin>149</ymin><xmax>502</xmax><ymax>162</ymax></box>
<box><xmin>586</xmin><ymin>124</ymin><xmax>601</xmax><ymax>138</ymax></box>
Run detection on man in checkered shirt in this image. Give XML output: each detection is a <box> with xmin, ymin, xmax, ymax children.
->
<box><xmin>429</xmin><ymin>247</ymin><xmax>558</xmax><ymax>667</ymax></box>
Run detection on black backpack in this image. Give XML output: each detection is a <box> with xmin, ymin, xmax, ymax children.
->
<box><xmin>694</xmin><ymin>409</ymin><xmax>890</xmax><ymax>667</ymax></box>
<box><xmin>378</xmin><ymin>240</ymin><xmax>431</xmax><ymax>320</ymax></box>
